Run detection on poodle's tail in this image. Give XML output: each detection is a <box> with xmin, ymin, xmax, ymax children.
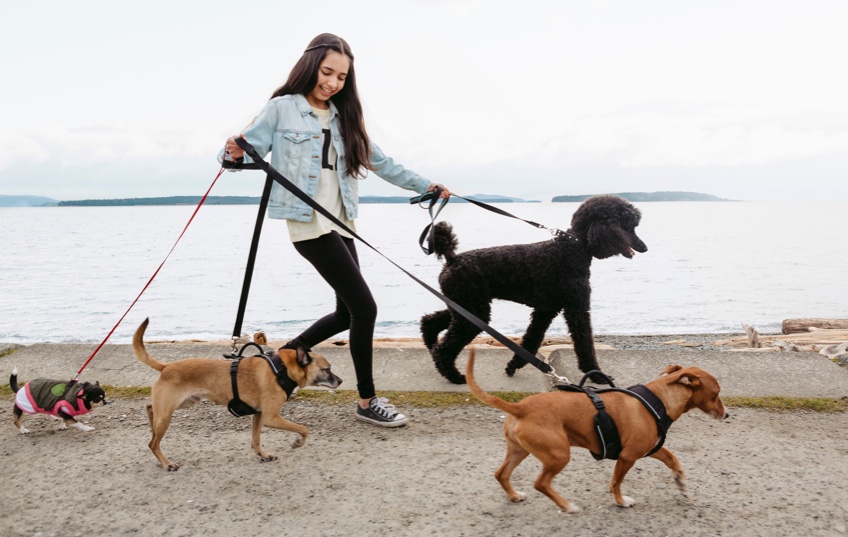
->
<box><xmin>133</xmin><ymin>318</ymin><xmax>166</xmax><ymax>372</ymax></box>
<box><xmin>466</xmin><ymin>348</ymin><xmax>524</xmax><ymax>417</ymax></box>
<box><xmin>432</xmin><ymin>221</ymin><xmax>459</xmax><ymax>264</ymax></box>
<box><xmin>9</xmin><ymin>367</ymin><xmax>20</xmax><ymax>393</ymax></box>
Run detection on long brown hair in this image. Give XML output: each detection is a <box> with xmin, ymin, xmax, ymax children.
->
<box><xmin>271</xmin><ymin>33</ymin><xmax>372</xmax><ymax>178</ymax></box>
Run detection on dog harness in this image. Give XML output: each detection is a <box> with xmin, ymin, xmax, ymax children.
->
<box><xmin>556</xmin><ymin>372</ymin><xmax>673</xmax><ymax>461</ymax></box>
<box><xmin>15</xmin><ymin>379</ymin><xmax>91</xmax><ymax>418</ymax></box>
<box><xmin>227</xmin><ymin>351</ymin><xmax>299</xmax><ymax>418</ymax></box>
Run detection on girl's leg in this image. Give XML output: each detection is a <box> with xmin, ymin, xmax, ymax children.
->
<box><xmin>291</xmin><ymin>232</ymin><xmax>378</xmax><ymax>400</ymax></box>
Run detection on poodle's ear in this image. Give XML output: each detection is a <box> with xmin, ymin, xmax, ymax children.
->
<box><xmin>586</xmin><ymin>220</ymin><xmax>633</xmax><ymax>259</ymax></box>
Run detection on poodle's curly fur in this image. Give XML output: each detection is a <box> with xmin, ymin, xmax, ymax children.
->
<box><xmin>421</xmin><ymin>195</ymin><xmax>647</xmax><ymax>384</ymax></box>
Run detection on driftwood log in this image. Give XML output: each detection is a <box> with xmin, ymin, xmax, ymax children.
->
<box><xmin>782</xmin><ymin>318</ymin><xmax>848</xmax><ymax>334</ymax></box>
<box><xmin>713</xmin><ymin>328</ymin><xmax>848</xmax><ymax>352</ymax></box>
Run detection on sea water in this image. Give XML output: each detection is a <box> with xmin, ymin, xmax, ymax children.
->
<box><xmin>1</xmin><ymin>202</ymin><xmax>845</xmax><ymax>343</ymax></box>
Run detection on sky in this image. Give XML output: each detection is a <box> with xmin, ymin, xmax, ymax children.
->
<box><xmin>1</xmin><ymin>0</ymin><xmax>847</xmax><ymax>203</ymax></box>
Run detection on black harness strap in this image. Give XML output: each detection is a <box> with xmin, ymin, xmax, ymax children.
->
<box><xmin>233</xmin><ymin>137</ymin><xmax>556</xmax><ymax>378</ymax></box>
<box><xmin>555</xmin><ymin>371</ymin><xmax>671</xmax><ymax>460</ymax></box>
<box><xmin>226</xmin><ymin>344</ymin><xmax>299</xmax><ymax>418</ymax></box>
<box><xmin>626</xmin><ymin>384</ymin><xmax>673</xmax><ymax>457</ymax></box>
<box><xmin>228</xmin><ymin>357</ymin><xmax>256</xmax><ymax>417</ymax></box>
<box><xmin>260</xmin><ymin>352</ymin><xmax>299</xmax><ymax>397</ymax></box>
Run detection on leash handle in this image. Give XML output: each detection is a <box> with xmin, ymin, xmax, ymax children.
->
<box><xmin>234</xmin><ymin>137</ymin><xmax>554</xmax><ymax>376</ymax></box>
<box><xmin>412</xmin><ymin>186</ymin><xmax>449</xmax><ymax>255</ymax></box>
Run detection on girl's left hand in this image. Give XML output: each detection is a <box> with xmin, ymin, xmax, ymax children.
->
<box><xmin>427</xmin><ymin>183</ymin><xmax>451</xmax><ymax>199</ymax></box>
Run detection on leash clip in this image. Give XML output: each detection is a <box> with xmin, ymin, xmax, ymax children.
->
<box><xmin>545</xmin><ymin>367</ymin><xmax>571</xmax><ymax>387</ymax></box>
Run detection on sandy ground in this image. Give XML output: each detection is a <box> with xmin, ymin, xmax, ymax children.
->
<box><xmin>1</xmin><ymin>394</ymin><xmax>846</xmax><ymax>537</ymax></box>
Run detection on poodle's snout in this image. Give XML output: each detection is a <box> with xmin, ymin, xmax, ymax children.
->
<box><xmin>631</xmin><ymin>235</ymin><xmax>648</xmax><ymax>254</ymax></box>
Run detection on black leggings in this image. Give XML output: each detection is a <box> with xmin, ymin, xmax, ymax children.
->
<box><xmin>292</xmin><ymin>232</ymin><xmax>377</xmax><ymax>400</ymax></box>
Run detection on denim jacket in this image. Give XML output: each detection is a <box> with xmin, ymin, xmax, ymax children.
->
<box><xmin>218</xmin><ymin>94</ymin><xmax>431</xmax><ymax>222</ymax></box>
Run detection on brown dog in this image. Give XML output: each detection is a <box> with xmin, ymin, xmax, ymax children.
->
<box><xmin>133</xmin><ymin>318</ymin><xmax>342</xmax><ymax>471</ymax></box>
<box><xmin>466</xmin><ymin>349</ymin><xmax>728</xmax><ymax>512</ymax></box>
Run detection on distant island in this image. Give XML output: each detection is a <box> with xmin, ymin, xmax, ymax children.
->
<box><xmin>41</xmin><ymin>193</ymin><xmax>540</xmax><ymax>207</ymax></box>
<box><xmin>4</xmin><ymin>191</ymin><xmax>730</xmax><ymax>207</ymax></box>
<box><xmin>552</xmin><ymin>191</ymin><xmax>732</xmax><ymax>202</ymax></box>
<box><xmin>0</xmin><ymin>195</ymin><xmax>59</xmax><ymax>207</ymax></box>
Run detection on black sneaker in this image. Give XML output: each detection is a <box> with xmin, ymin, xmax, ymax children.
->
<box><xmin>355</xmin><ymin>397</ymin><xmax>408</xmax><ymax>427</ymax></box>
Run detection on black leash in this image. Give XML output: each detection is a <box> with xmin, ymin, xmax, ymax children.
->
<box><xmin>231</xmin><ymin>174</ymin><xmax>274</xmax><ymax>340</ymax></box>
<box><xmin>233</xmin><ymin>137</ymin><xmax>564</xmax><ymax>381</ymax></box>
<box><xmin>409</xmin><ymin>191</ymin><xmax>573</xmax><ymax>255</ymax></box>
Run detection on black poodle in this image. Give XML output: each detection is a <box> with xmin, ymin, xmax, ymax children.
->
<box><xmin>420</xmin><ymin>195</ymin><xmax>647</xmax><ymax>384</ymax></box>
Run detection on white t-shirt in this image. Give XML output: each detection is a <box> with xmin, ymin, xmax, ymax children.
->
<box><xmin>286</xmin><ymin>107</ymin><xmax>356</xmax><ymax>242</ymax></box>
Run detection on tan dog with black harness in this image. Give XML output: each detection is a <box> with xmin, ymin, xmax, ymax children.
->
<box><xmin>133</xmin><ymin>318</ymin><xmax>342</xmax><ymax>471</ymax></box>
<box><xmin>466</xmin><ymin>348</ymin><xmax>728</xmax><ymax>512</ymax></box>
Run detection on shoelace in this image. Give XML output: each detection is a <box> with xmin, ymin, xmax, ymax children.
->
<box><xmin>375</xmin><ymin>397</ymin><xmax>395</xmax><ymax>410</ymax></box>
<box><xmin>371</xmin><ymin>397</ymin><xmax>397</xmax><ymax>418</ymax></box>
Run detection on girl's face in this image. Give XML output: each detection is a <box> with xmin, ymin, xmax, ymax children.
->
<box><xmin>306</xmin><ymin>50</ymin><xmax>350</xmax><ymax>109</ymax></box>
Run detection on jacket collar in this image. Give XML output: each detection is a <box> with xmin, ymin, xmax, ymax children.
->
<box><xmin>293</xmin><ymin>93</ymin><xmax>339</xmax><ymax>119</ymax></box>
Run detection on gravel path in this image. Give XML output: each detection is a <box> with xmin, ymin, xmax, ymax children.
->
<box><xmin>1</xmin><ymin>395</ymin><xmax>846</xmax><ymax>537</ymax></box>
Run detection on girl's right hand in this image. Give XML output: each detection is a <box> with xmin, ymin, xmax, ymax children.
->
<box><xmin>224</xmin><ymin>135</ymin><xmax>245</xmax><ymax>160</ymax></box>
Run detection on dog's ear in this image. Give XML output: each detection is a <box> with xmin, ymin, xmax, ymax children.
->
<box><xmin>662</xmin><ymin>365</ymin><xmax>683</xmax><ymax>376</ymax></box>
<box><xmin>676</xmin><ymin>373</ymin><xmax>701</xmax><ymax>388</ymax></box>
<box><xmin>296</xmin><ymin>347</ymin><xmax>313</xmax><ymax>368</ymax></box>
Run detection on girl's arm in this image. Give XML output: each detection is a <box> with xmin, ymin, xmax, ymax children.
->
<box><xmin>218</xmin><ymin>100</ymin><xmax>280</xmax><ymax>170</ymax></box>
<box><xmin>370</xmin><ymin>142</ymin><xmax>450</xmax><ymax>197</ymax></box>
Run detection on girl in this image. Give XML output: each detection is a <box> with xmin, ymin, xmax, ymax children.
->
<box><xmin>221</xmin><ymin>33</ymin><xmax>449</xmax><ymax>427</ymax></box>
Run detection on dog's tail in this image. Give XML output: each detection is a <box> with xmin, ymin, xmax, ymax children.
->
<box><xmin>133</xmin><ymin>318</ymin><xmax>166</xmax><ymax>372</ymax></box>
<box><xmin>466</xmin><ymin>348</ymin><xmax>523</xmax><ymax>417</ymax></box>
<box><xmin>432</xmin><ymin>222</ymin><xmax>459</xmax><ymax>264</ymax></box>
<box><xmin>10</xmin><ymin>367</ymin><xmax>20</xmax><ymax>393</ymax></box>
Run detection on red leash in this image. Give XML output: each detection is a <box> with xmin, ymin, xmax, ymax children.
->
<box><xmin>74</xmin><ymin>167</ymin><xmax>226</xmax><ymax>380</ymax></box>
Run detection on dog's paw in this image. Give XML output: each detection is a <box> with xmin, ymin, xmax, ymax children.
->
<box><xmin>675</xmin><ymin>473</ymin><xmax>687</xmax><ymax>492</ymax></box>
<box><xmin>166</xmin><ymin>463</ymin><xmax>180</xmax><ymax>472</ymax></box>
<box><xmin>18</xmin><ymin>426</ymin><xmax>30</xmax><ymax>434</ymax></box>
<box><xmin>617</xmin><ymin>496</ymin><xmax>636</xmax><ymax>508</ymax></box>
<box><xmin>259</xmin><ymin>454</ymin><xmax>278</xmax><ymax>463</ymax></box>
<box><xmin>563</xmin><ymin>503</ymin><xmax>581</xmax><ymax>514</ymax></box>
<box><xmin>292</xmin><ymin>436</ymin><xmax>305</xmax><ymax>448</ymax></box>
<box><xmin>72</xmin><ymin>422</ymin><xmax>95</xmax><ymax>432</ymax></box>
<box><xmin>508</xmin><ymin>491</ymin><xmax>526</xmax><ymax>503</ymax></box>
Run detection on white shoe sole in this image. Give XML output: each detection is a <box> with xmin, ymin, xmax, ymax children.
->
<box><xmin>355</xmin><ymin>413</ymin><xmax>409</xmax><ymax>428</ymax></box>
